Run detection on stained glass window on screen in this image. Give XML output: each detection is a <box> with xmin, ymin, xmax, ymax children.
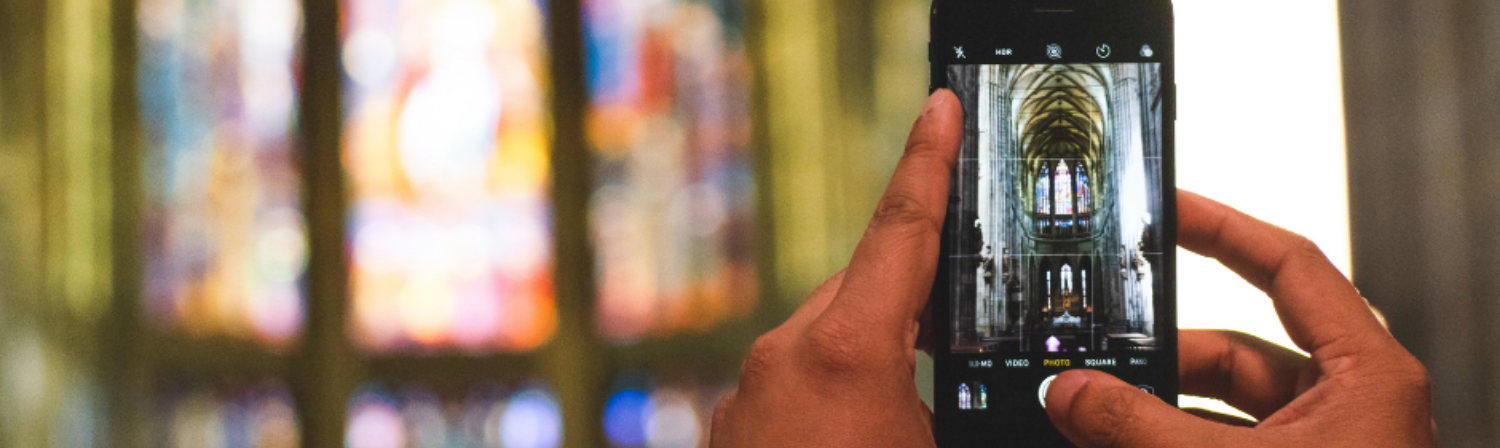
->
<box><xmin>1078</xmin><ymin>169</ymin><xmax>1091</xmax><ymax>213</ymax></box>
<box><xmin>1036</xmin><ymin>167</ymin><xmax>1050</xmax><ymax>214</ymax></box>
<box><xmin>138</xmin><ymin>0</ymin><xmax>306</xmax><ymax>346</ymax></box>
<box><xmin>342</xmin><ymin>0</ymin><xmax>555</xmax><ymax>352</ymax></box>
<box><xmin>1054</xmin><ymin>161</ymin><xmax>1073</xmax><ymax>216</ymax></box>
<box><xmin>584</xmin><ymin>0</ymin><xmax>757</xmax><ymax>342</ymax></box>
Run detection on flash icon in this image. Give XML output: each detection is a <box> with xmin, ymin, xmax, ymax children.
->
<box><xmin>955</xmin><ymin>46</ymin><xmax>966</xmax><ymax>59</ymax></box>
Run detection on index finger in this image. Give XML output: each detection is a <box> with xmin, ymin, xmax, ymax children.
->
<box><xmin>1177</xmin><ymin>190</ymin><xmax>1392</xmax><ymax>361</ymax></box>
<box><xmin>813</xmin><ymin>89</ymin><xmax>963</xmax><ymax>343</ymax></box>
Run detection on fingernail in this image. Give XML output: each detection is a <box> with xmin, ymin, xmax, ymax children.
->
<box><xmin>1045</xmin><ymin>370</ymin><xmax>1090</xmax><ymax>418</ymax></box>
<box><xmin>922</xmin><ymin>90</ymin><xmax>949</xmax><ymax>116</ymax></box>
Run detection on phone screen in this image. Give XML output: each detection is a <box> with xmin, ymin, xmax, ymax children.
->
<box><xmin>937</xmin><ymin>61</ymin><xmax>1172</xmax><ymax>445</ymax></box>
<box><xmin>929</xmin><ymin>3</ymin><xmax>1176</xmax><ymax>445</ymax></box>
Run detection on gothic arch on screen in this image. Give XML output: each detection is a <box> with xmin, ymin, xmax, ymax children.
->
<box><xmin>948</xmin><ymin>63</ymin><xmax>1166</xmax><ymax>352</ymax></box>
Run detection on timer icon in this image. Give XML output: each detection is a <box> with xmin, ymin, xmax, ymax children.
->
<box><xmin>1096</xmin><ymin>43</ymin><xmax>1112</xmax><ymax>59</ymax></box>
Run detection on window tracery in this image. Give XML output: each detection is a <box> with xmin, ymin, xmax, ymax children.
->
<box><xmin>1054</xmin><ymin>161</ymin><xmax>1074</xmax><ymax>217</ymax></box>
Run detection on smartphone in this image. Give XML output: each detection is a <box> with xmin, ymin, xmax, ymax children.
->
<box><xmin>928</xmin><ymin>1</ymin><xmax>1176</xmax><ymax>446</ymax></box>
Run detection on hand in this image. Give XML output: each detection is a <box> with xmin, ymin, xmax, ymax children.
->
<box><xmin>708</xmin><ymin>90</ymin><xmax>962</xmax><ymax>447</ymax></box>
<box><xmin>1043</xmin><ymin>190</ymin><xmax>1435</xmax><ymax>447</ymax></box>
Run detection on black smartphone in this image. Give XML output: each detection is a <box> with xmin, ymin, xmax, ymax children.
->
<box><xmin>928</xmin><ymin>1</ymin><xmax>1176</xmax><ymax>446</ymax></box>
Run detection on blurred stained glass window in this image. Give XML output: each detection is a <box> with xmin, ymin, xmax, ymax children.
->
<box><xmin>601</xmin><ymin>372</ymin><xmax>730</xmax><ymax>448</ymax></box>
<box><xmin>584</xmin><ymin>0</ymin><xmax>757</xmax><ymax>342</ymax></box>
<box><xmin>138</xmin><ymin>0</ymin><xmax>307</xmax><ymax>346</ymax></box>
<box><xmin>341</xmin><ymin>0</ymin><xmax>556</xmax><ymax>352</ymax></box>
<box><xmin>345</xmin><ymin>380</ymin><xmax>562</xmax><ymax>448</ymax></box>
<box><xmin>150</xmin><ymin>379</ymin><xmax>301</xmax><ymax>448</ymax></box>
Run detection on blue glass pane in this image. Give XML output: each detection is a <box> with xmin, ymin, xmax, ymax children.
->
<box><xmin>138</xmin><ymin>0</ymin><xmax>307</xmax><ymax>346</ymax></box>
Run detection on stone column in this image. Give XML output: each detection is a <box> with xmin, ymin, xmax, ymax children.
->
<box><xmin>976</xmin><ymin>65</ymin><xmax>993</xmax><ymax>337</ymax></box>
<box><xmin>948</xmin><ymin>65</ymin><xmax>981</xmax><ymax>346</ymax></box>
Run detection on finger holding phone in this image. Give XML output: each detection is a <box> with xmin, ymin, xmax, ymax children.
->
<box><xmin>711</xmin><ymin>1</ymin><xmax>1434</xmax><ymax>446</ymax></box>
<box><xmin>1042</xmin><ymin>190</ymin><xmax>1435</xmax><ymax>448</ymax></box>
<box><xmin>709</xmin><ymin>89</ymin><xmax>963</xmax><ymax>448</ymax></box>
<box><xmin>708</xmin><ymin>89</ymin><xmax>1434</xmax><ymax>447</ymax></box>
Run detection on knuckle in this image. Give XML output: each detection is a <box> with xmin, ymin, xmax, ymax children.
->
<box><xmin>1397</xmin><ymin>356</ymin><xmax>1433</xmax><ymax>398</ymax></box>
<box><xmin>870</xmin><ymin>191</ymin><xmax>937</xmax><ymax>235</ymax></box>
<box><xmin>798</xmin><ymin>318</ymin><xmax>870</xmax><ymax>378</ymax></box>
<box><xmin>1216</xmin><ymin>329</ymin><xmax>1258</xmax><ymax>354</ymax></box>
<box><xmin>1359</xmin><ymin>348</ymin><xmax>1431</xmax><ymax>395</ymax></box>
<box><xmin>1290</xmin><ymin>234</ymin><xmax>1326</xmax><ymax>259</ymax></box>
<box><xmin>738</xmin><ymin>333</ymin><xmax>783</xmax><ymax>390</ymax></box>
<box><xmin>811</xmin><ymin>270</ymin><xmax>847</xmax><ymax>298</ymax></box>
<box><xmin>1214</xmin><ymin>330</ymin><xmax>1255</xmax><ymax>380</ymax></box>
<box><xmin>1218</xmin><ymin>330</ymin><xmax>1273</xmax><ymax>364</ymax></box>
<box><xmin>1221</xmin><ymin>329</ymin><xmax>1260</xmax><ymax>343</ymax></box>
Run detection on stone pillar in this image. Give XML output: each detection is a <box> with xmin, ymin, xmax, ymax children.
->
<box><xmin>948</xmin><ymin>64</ymin><xmax>981</xmax><ymax>346</ymax></box>
<box><xmin>976</xmin><ymin>65</ymin><xmax>994</xmax><ymax>336</ymax></box>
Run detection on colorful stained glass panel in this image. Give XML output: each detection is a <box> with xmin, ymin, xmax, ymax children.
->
<box><xmin>585</xmin><ymin>0</ymin><xmax>757</xmax><ymax>342</ymax></box>
<box><xmin>150</xmin><ymin>379</ymin><xmax>300</xmax><ymax>448</ymax></box>
<box><xmin>342</xmin><ymin>0</ymin><xmax>555</xmax><ymax>352</ymax></box>
<box><xmin>1053</xmin><ymin>161</ymin><xmax>1073</xmax><ymax>215</ymax></box>
<box><xmin>1078</xmin><ymin>169</ymin><xmax>1092</xmax><ymax>213</ymax></box>
<box><xmin>138</xmin><ymin>0</ymin><xmax>307</xmax><ymax>346</ymax></box>
<box><xmin>602</xmin><ymin>372</ymin><xmax>731</xmax><ymax>448</ymax></box>
<box><xmin>1036</xmin><ymin>167</ymin><xmax>1050</xmax><ymax>214</ymax></box>
<box><xmin>345</xmin><ymin>381</ymin><xmax>562</xmax><ymax>448</ymax></box>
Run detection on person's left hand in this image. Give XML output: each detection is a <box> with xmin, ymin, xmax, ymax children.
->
<box><xmin>708</xmin><ymin>89</ymin><xmax>962</xmax><ymax>447</ymax></box>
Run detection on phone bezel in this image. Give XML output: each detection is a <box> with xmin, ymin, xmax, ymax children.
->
<box><xmin>927</xmin><ymin>1</ymin><xmax>1179</xmax><ymax>445</ymax></box>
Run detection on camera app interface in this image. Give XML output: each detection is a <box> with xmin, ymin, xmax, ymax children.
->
<box><xmin>942</xmin><ymin>62</ymin><xmax>1168</xmax><ymax>445</ymax></box>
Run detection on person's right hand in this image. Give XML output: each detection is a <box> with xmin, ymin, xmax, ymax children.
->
<box><xmin>1043</xmin><ymin>190</ymin><xmax>1435</xmax><ymax>447</ymax></box>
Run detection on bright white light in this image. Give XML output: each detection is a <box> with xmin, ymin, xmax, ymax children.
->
<box><xmin>1173</xmin><ymin>0</ymin><xmax>1349</xmax><ymax>419</ymax></box>
<box><xmin>647</xmin><ymin>392</ymin><xmax>701</xmax><ymax>448</ymax></box>
<box><xmin>501</xmin><ymin>387</ymin><xmax>563</xmax><ymax>448</ymax></box>
<box><xmin>345</xmin><ymin>401</ymin><xmax>405</xmax><ymax>448</ymax></box>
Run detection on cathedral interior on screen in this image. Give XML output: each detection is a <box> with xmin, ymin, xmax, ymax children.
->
<box><xmin>947</xmin><ymin>64</ymin><xmax>1166</xmax><ymax>354</ymax></box>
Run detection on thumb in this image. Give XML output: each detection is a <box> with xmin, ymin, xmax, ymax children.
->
<box><xmin>1044</xmin><ymin>370</ymin><xmax>1244</xmax><ymax>448</ymax></box>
